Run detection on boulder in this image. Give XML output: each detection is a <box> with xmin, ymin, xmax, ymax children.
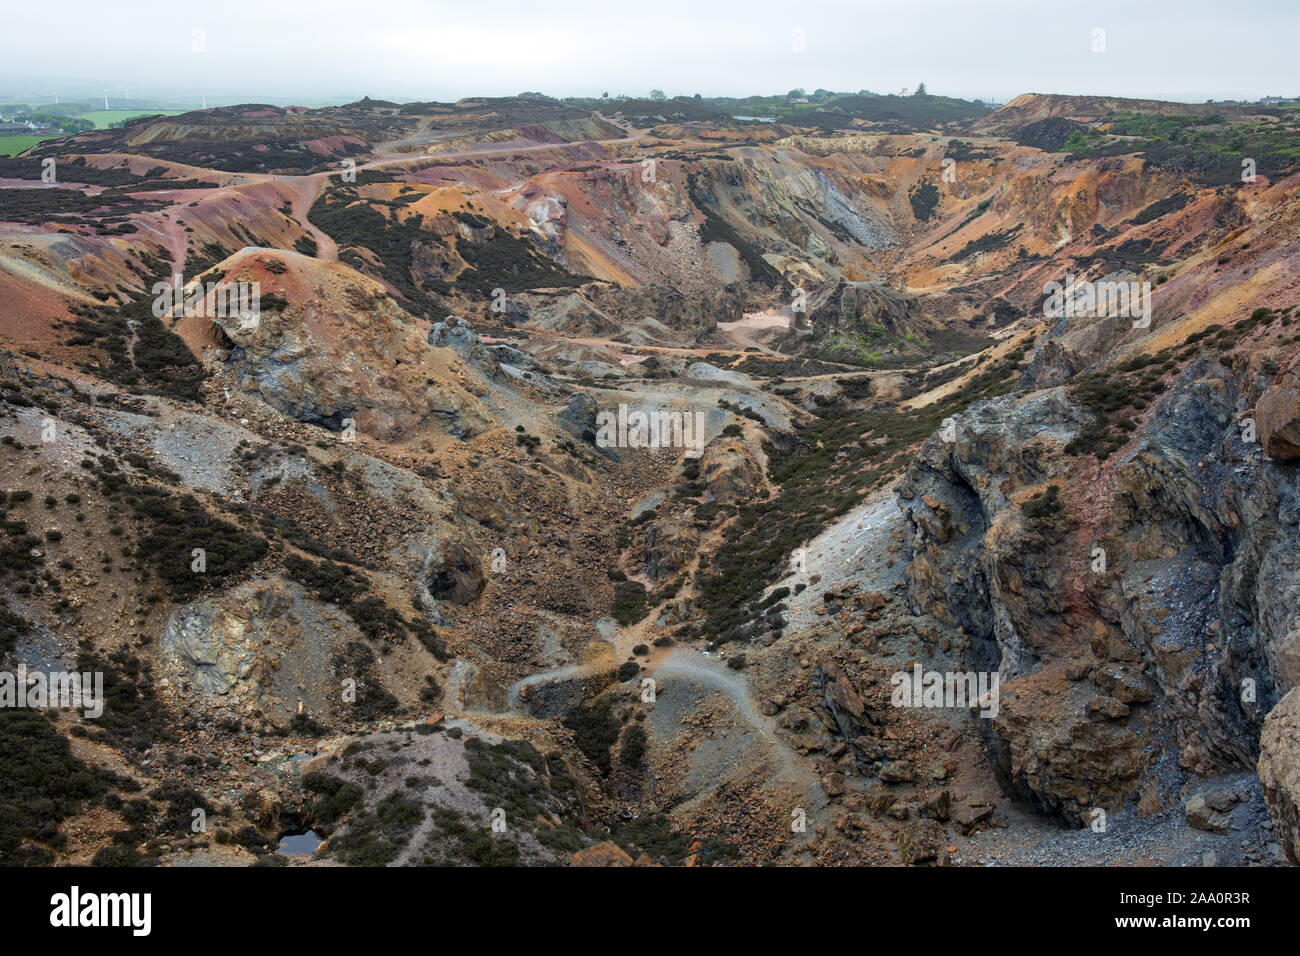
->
<box><xmin>420</xmin><ymin>538</ymin><xmax>486</xmax><ymax>605</ymax></box>
<box><xmin>1184</xmin><ymin>795</ymin><xmax>1231</xmax><ymax>834</ymax></box>
<box><xmin>953</xmin><ymin>802</ymin><xmax>993</xmax><ymax>833</ymax></box>
<box><xmin>879</xmin><ymin>760</ymin><xmax>916</xmax><ymax>784</ymax></box>
<box><xmin>897</xmin><ymin>819</ymin><xmax>945</xmax><ymax>864</ymax></box>
<box><xmin>1259</xmin><ymin>687</ymin><xmax>1300</xmax><ymax>863</ymax></box>
<box><xmin>817</xmin><ymin>661</ymin><xmax>869</xmax><ymax>742</ymax></box>
<box><xmin>922</xmin><ymin>790</ymin><xmax>952</xmax><ymax>822</ymax></box>
<box><xmin>1257</xmin><ymin>359</ymin><xmax>1300</xmax><ymax>460</ymax></box>
<box><xmin>428</xmin><ymin>316</ymin><xmax>489</xmax><ymax>359</ymax></box>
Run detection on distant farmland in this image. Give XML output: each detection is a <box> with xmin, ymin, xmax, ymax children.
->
<box><xmin>0</xmin><ymin>134</ymin><xmax>56</xmax><ymax>156</ymax></box>
<box><xmin>73</xmin><ymin>109</ymin><xmax>188</xmax><ymax>128</ymax></box>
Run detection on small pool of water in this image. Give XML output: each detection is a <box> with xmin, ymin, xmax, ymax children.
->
<box><xmin>276</xmin><ymin>830</ymin><xmax>323</xmax><ymax>857</ymax></box>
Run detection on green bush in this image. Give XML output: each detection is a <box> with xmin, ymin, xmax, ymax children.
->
<box><xmin>611</xmin><ymin>580</ymin><xmax>649</xmax><ymax>626</ymax></box>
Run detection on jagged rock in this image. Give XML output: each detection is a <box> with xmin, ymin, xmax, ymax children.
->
<box><xmin>558</xmin><ymin>392</ymin><xmax>619</xmax><ymax>460</ymax></box>
<box><xmin>1203</xmin><ymin>788</ymin><xmax>1240</xmax><ymax>812</ymax></box>
<box><xmin>213</xmin><ymin>254</ymin><xmax>492</xmax><ymax>441</ymax></box>
<box><xmin>1088</xmin><ymin>696</ymin><xmax>1131</xmax><ymax>720</ymax></box>
<box><xmin>410</xmin><ymin>239</ymin><xmax>460</xmax><ymax>284</ymax></box>
<box><xmin>486</xmin><ymin>343</ymin><xmax>536</xmax><ymax>369</ymax></box>
<box><xmin>517</xmin><ymin>668</ymin><xmax>619</xmax><ymax>719</ymax></box>
<box><xmin>817</xmin><ymin>661</ymin><xmax>869</xmax><ymax>742</ymax></box>
<box><xmin>1184</xmin><ymin>795</ymin><xmax>1231</xmax><ymax>834</ymax></box>
<box><xmin>900</xmin><ymin>356</ymin><xmax>1300</xmax><ymax>821</ymax></box>
<box><xmin>863</xmin><ymin>784</ymin><xmax>896</xmax><ymax>818</ymax></box>
<box><xmin>699</xmin><ymin>437</ymin><xmax>762</xmax><ymax>504</ymax></box>
<box><xmin>897</xmin><ymin>819</ymin><xmax>945</xmax><ymax>864</ymax></box>
<box><xmin>809</xmin><ymin>280</ymin><xmax>924</xmax><ymax>339</ymax></box>
<box><xmin>458</xmin><ymin>669</ymin><xmax>509</xmax><ymax>713</ymax></box>
<box><xmin>641</xmin><ymin>517</ymin><xmax>698</xmax><ymax>586</ymax></box>
<box><xmin>1259</xmin><ymin>687</ymin><xmax>1300</xmax><ymax>863</ymax></box>
<box><xmin>859</xmin><ymin>591</ymin><xmax>886</xmax><ymax>611</ymax></box>
<box><xmin>1095</xmin><ymin>665</ymin><xmax>1152</xmax><ymax>704</ymax></box>
<box><xmin>922</xmin><ymin>790</ymin><xmax>952</xmax><ymax>821</ymax></box>
<box><xmin>879</xmin><ymin>760</ymin><xmax>916</xmax><ymax>783</ymax></box>
<box><xmin>777</xmin><ymin>705</ymin><xmax>829</xmax><ymax>752</ymax></box>
<box><xmin>987</xmin><ymin>672</ymin><xmax>1146</xmax><ymax>825</ymax></box>
<box><xmin>557</xmin><ymin>392</ymin><xmax>598</xmax><ymax>443</ymax></box>
<box><xmin>953</xmin><ymin>802</ymin><xmax>994</xmax><ymax>834</ymax></box>
<box><xmin>500</xmin><ymin>289</ymin><xmax>617</xmax><ymax>337</ymax></box>
<box><xmin>584</xmin><ymin>284</ymin><xmax>692</xmax><ymax>331</ymax></box>
<box><xmin>899</xmin><ymin>386</ymin><xmax>1092</xmax><ymax>667</ymax></box>
<box><xmin>428</xmin><ymin>316</ymin><xmax>491</xmax><ymax>366</ymax></box>
<box><xmin>1257</xmin><ymin>358</ymin><xmax>1300</xmax><ymax>460</ymax></box>
<box><xmin>163</xmin><ymin>576</ymin><xmax>357</xmax><ymax>726</ymax></box>
<box><xmin>1090</xmin><ymin>622</ymin><xmax>1141</xmax><ymax>663</ymax></box>
<box><xmin>822</xmin><ymin>772</ymin><xmax>847</xmax><ymax>797</ymax></box>
<box><xmin>852</xmin><ymin>736</ymin><xmax>885</xmax><ymax>762</ymax></box>
<box><xmin>420</xmin><ymin>537</ymin><xmax>486</xmax><ymax>605</ymax></box>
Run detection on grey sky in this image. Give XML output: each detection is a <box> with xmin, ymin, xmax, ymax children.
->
<box><xmin>2</xmin><ymin>0</ymin><xmax>1296</xmax><ymax>105</ymax></box>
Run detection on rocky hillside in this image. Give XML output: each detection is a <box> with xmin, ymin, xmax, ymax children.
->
<box><xmin>0</xmin><ymin>92</ymin><xmax>1297</xmax><ymax>867</ymax></box>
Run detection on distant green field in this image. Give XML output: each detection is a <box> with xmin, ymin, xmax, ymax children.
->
<box><xmin>73</xmin><ymin>109</ymin><xmax>188</xmax><ymax>128</ymax></box>
<box><xmin>0</xmin><ymin>135</ymin><xmax>56</xmax><ymax>156</ymax></box>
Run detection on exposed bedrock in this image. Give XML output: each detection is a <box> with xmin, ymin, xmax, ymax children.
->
<box><xmin>899</xmin><ymin>358</ymin><xmax>1300</xmax><ymax>824</ymax></box>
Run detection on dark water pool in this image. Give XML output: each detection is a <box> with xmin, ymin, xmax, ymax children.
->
<box><xmin>276</xmin><ymin>830</ymin><xmax>323</xmax><ymax>857</ymax></box>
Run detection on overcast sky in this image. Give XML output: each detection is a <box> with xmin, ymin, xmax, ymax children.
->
<box><xmin>2</xmin><ymin>0</ymin><xmax>1296</xmax><ymax>105</ymax></box>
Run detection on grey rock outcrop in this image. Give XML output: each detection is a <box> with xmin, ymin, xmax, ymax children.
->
<box><xmin>898</xmin><ymin>357</ymin><xmax>1300</xmax><ymax>823</ymax></box>
<box><xmin>419</xmin><ymin>537</ymin><xmax>486</xmax><ymax>606</ymax></box>
<box><xmin>214</xmin><ymin>265</ymin><xmax>492</xmax><ymax>442</ymax></box>
<box><xmin>641</xmin><ymin>516</ymin><xmax>699</xmax><ymax>585</ymax></box>
<box><xmin>557</xmin><ymin>392</ymin><xmax>599</xmax><ymax>443</ymax></box>
<box><xmin>428</xmin><ymin>316</ymin><xmax>495</xmax><ymax>368</ymax></box>
<box><xmin>163</xmin><ymin>576</ymin><xmax>361</xmax><ymax>726</ymax></box>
